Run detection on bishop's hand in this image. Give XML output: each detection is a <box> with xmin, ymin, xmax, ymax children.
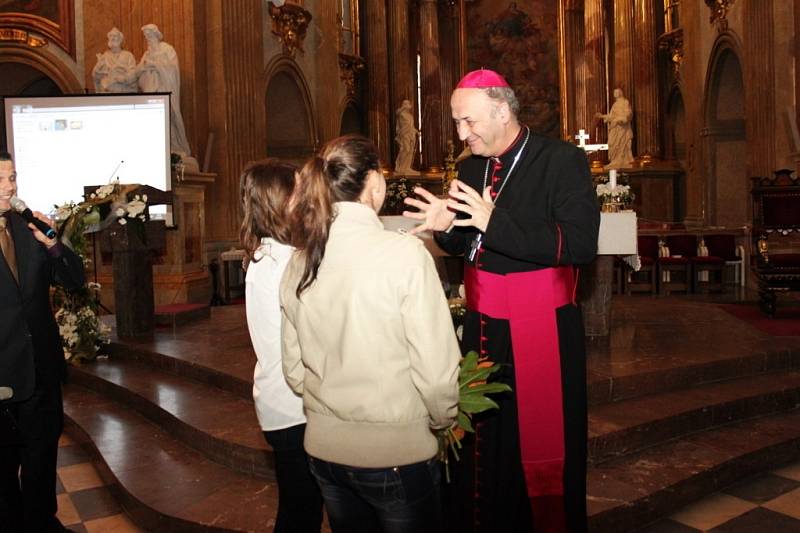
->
<box><xmin>447</xmin><ymin>180</ymin><xmax>494</xmax><ymax>233</ymax></box>
<box><xmin>403</xmin><ymin>186</ymin><xmax>456</xmax><ymax>235</ymax></box>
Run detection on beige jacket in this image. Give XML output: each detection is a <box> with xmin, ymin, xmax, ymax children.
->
<box><xmin>280</xmin><ymin>202</ymin><xmax>460</xmax><ymax>468</ymax></box>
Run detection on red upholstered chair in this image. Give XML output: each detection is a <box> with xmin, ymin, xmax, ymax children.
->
<box><xmin>626</xmin><ymin>235</ymin><xmax>659</xmax><ymax>295</ymax></box>
<box><xmin>693</xmin><ymin>236</ymin><xmax>726</xmax><ymax>293</ymax></box>
<box><xmin>658</xmin><ymin>235</ymin><xmax>695</xmax><ymax>295</ymax></box>
<box><xmin>702</xmin><ymin>234</ymin><xmax>744</xmax><ymax>288</ymax></box>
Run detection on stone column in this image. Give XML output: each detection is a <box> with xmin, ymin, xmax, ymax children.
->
<box><xmin>205</xmin><ymin>0</ymin><xmax>266</xmax><ymax>240</ymax></box>
<box><xmin>439</xmin><ymin>2</ymin><xmax>462</xmax><ymax>152</ymax></box>
<box><xmin>744</xmin><ymin>1</ymin><xmax>775</xmax><ymax>177</ymax></box>
<box><xmin>388</xmin><ymin>0</ymin><xmax>415</xmax><ymax>166</ymax></box>
<box><xmin>315</xmin><ymin>0</ymin><xmax>340</xmax><ymax>143</ymax></box>
<box><xmin>584</xmin><ymin>0</ymin><xmax>607</xmax><ymax>162</ymax></box>
<box><xmin>363</xmin><ymin>0</ymin><xmax>392</xmax><ymax>166</ymax></box>
<box><xmin>633</xmin><ymin>0</ymin><xmax>661</xmax><ymax>159</ymax></box>
<box><xmin>613</xmin><ymin>0</ymin><xmax>635</xmax><ymax>135</ymax></box>
<box><xmin>419</xmin><ymin>0</ymin><xmax>444</xmax><ymax>171</ymax></box>
<box><xmin>558</xmin><ymin>0</ymin><xmax>585</xmax><ymax>141</ymax></box>
<box><xmin>797</xmin><ymin>0</ymin><xmax>800</xmax><ymax>175</ymax></box>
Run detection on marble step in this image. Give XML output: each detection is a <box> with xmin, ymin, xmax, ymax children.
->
<box><xmin>587</xmin><ymin>408</ymin><xmax>800</xmax><ymax>532</ymax></box>
<box><xmin>68</xmin><ymin>357</ymin><xmax>274</xmax><ymax>479</ymax></box>
<box><xmin>589</xmin><ymin>369</ymin><xmax>800</xmax><ymax>463</ymax></box>
<box><xmin>105</xmin><ymin>339</ymin><xmax>254</xmax><ymax>400</ymax></box>
<box><xmin>63</xmin><ymin>383</ymin><xmax>278</xmax><ymax>532</ymax></box>
<box><xmin>588</xmin><ymin>342</ymin><xmax>800</xmax><ymax>406</ymax></box>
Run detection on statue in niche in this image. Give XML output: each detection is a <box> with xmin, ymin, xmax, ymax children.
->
<box><xmin>596</xmin><ymin>88</ymin><xmax>634</xmax><ymax>170</ymax></box>
<box><xmin>137</xmin><ymin>24</ymin><xmax>197</xmax><ymax>168</ymax></box>
<box><xmin>394</xmin><ymin>99</ymin><xmax>420</xmax><ymax>175</ymax></box>
<box><xmin>92</xmin><ymin>28</ymin><xmax>138</xmax><ymax>93</ymax></box>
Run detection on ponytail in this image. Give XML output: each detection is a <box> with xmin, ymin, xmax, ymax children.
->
<box><xmin>293</xmin><ymin>156</ymin><xmax>332</xmax><ymax>297</ymax></box>
<box><xmin>292</xmin><ymin>135</ymin><xmax>380</xmax><ymax>297</ymax></box>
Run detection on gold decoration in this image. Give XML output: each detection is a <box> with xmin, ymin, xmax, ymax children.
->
<box><xmin>705</xmin><ymin>0</ymin><xmax>735</xmax><ymax>31</ymax></box>
<box><xmin>658</xmin><ymin>29</ymin><xmax>684</xmax><ymax>81</ymax></box>
<box><xmin>338</xmin><ymin>53</ymin><xmax>365</xmax><ymax>99</ymax></box>
<box><xmin>443</xmin><ymin>140</ymin><xmax>458</xmax><ymax>190</ymax></box>
<box><xmin>268</xmin><ymin>2</ymin><xmax>312</xmax><ymax>57</ymax></box>
<box><xmin>0</xmin><ymin>27</ymin><xmax>46</xmax><ymax>47</ymax></box>
<box><xmin>635</xmin><ymin>153</ymin><xmax>656</xmax><ymax>167</ymax></box>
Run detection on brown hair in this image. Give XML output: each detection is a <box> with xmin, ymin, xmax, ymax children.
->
<box><xmin>239</xmin><ymin>159</ymin><xmax>297</xmax><ymax>267</ymax></box>
<box><xmin>293</xmin><ymin>135</ymin><xmax>380</xmax><ymax>296</ymax></box>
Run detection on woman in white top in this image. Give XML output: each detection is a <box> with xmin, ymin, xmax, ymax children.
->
<box><xmin>239</xmin><ymin>160</ymin><xmax>322</xmax><ymax>533</ymax></box>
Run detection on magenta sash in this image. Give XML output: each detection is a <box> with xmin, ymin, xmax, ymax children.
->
<box><xmin>464</xmin><ymin>264</ymin><xmax>575</xmax><ymax>500</ymax></box>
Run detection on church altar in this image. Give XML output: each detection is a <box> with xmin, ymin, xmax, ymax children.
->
<box><xmin>382</xmin><ymin>213</ymin><xmax>638</xmax><ymax>337</ymax></box>
<box><xmin>582</xmin><ymin>212</ymin><xmax>638</xmax><ymax>337</ymax></box>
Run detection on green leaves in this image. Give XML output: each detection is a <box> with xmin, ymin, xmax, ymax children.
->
<box><xmin>457</xmin><ymin>351</ymin><xmax>511</xmax><ymax>429</ymax></box>
<box><xmin>438</xmin><ymin>350</ymin><xmax>512</xmax><ymax>482</ymax></box>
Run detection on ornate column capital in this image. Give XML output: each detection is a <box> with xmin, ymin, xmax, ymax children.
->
<box><xmin>704</xmin><ymin>0</ymin><xmax>735</xmax><ymax>31</ymax></box>
<box><xmin>658</xmin><ymin>28</ymin><xmax>684</xmax><ymax>81</ymax></box>
<box><xmin>338</xmin><ymin>53</ymin><xmax>366</xmax><ymax>99</ymax></box>
<box><xmin>268</xmin><ymin>2</ymin><xmax>312</xmax><ymax>57</ymax></box>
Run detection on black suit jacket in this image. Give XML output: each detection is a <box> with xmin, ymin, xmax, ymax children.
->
<box><xmin>0</xmin><ymin>212</ymin><xmax>85</xmax><ymax>403</ymax></box>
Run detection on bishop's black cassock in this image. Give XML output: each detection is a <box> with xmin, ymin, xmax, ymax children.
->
<box><xmin>436</xmin><ymin>127</ymin><xmax>599</xmax><ymax>533</ymax></box>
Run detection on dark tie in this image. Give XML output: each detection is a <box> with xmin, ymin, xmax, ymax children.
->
<box><xmin>0</xmin><ymin>215</ymin><xmax>19</xmax><ymax>283</ymax></box>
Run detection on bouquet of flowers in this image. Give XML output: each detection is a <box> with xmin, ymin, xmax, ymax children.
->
<box><xmin>383</xmin><ymin>176</ymin><xmax>413</xmax><ymax>215</ymax></box>
<box><xmin>51</xmin><ymin>181</ymin><xmax>149</xmax><ymax>362</ymax></box>
<box><xmin>595</xmin><ymin>181</ymin><xmax>634</xmax><ymax>207</ymax></box>
<box><xmin>438</xmin><ymin>350</ymin><xmax>512</xmax><ymax>482</ymax></box>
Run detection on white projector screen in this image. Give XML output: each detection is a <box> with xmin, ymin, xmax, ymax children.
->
<box><xmin>4</xmin><ymin>93</ymin><xmax>171</xmax><ymax>217</ymax></box>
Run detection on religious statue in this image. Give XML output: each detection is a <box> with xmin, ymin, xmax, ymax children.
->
<box><xmin>92</xmin><ymin>28</ymin><xmax>138</xmax><ymax>93</ymax></box>
<box><xmin>137</xmin><ymin>24</ymin><xmax>196</xmax><ymax>168</ymax></box>
<box><xmin>394</xmin><ymin>99</ymin><xmax>420</xmax><ymax>175</ymax></box>
<box><xmin>596</xmin><ymin>88</ymin><xmax>634</xmax><ymax>170</ymax></box>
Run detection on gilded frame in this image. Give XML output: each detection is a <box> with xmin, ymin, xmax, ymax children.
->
<box><xmin>0</xmin><ymin>0</ymin><xmax>74</xmax><ymax>55</ymax></box>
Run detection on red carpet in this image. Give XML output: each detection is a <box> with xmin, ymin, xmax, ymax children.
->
<box><xmin>719</xmin><ymin>303</ymin><xmax>800</xmax><ymax>337</ymax></box>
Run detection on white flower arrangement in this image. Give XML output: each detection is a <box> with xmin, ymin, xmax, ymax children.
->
<box><xmin>52</xmin><ymin>182</ymin><xmax>150</xmax><ymax>363</ymax></box>
<box><xmin>595</xmin><ymin>182</ymin><xmax>634</xmax><ymax>205</ymax></box>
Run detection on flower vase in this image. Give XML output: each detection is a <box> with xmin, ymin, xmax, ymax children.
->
<box><xmin>601</xmin><ymin>201</ymin><xmax>621</xmax><ymax>213</ymax></box>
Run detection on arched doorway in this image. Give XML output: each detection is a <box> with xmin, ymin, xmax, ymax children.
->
<box><xmin>0</xmin><ymin>62</ymin><xmax>64</xmax><ymax>151</ymax></box>
<box><xmin>665</xmin><ymin>87</ymin><xmax>686</xmax><ymax>164</ymax></box>
<box><xmin>703</xmin><ymin>39</ymin><xmax>746</xmax><ymax>227</ymax></box>
<box><xmin>264</xmin><ymin>64</ymin><xmax>316</xmax><ymax>166</ymax></box>
<box><xmin>339</xmin><ymin>100</ymin><xmax>364</xmax><ymax>136</ymax></box>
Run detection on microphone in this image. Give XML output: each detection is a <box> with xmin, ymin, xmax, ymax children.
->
<box><xmin>9</xmin><ymin>197</ymin><xmax>57</xmax><ymax>239</ymax></box>
<box><xmin>0</xmin><ymin>387</ymin><xmax>12</xmax><ymax>401</ymax></box>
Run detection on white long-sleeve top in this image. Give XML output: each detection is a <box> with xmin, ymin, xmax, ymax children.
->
<box><xmin>246</xmin><ymin>237</ymin><xmax>305</xmax><ymax>431</ymax></box>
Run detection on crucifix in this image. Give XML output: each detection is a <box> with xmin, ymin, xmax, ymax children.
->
<box><xmin>574</xmin><ymin>129</ymin><xmax>608</xmax><ymax>154</ymax></box>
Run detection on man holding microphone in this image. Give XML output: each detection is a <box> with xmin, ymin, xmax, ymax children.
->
<box><xmin>0</xmin><ymin>151</ymin><xmax>85</xmax><ymax>532</ymax></box>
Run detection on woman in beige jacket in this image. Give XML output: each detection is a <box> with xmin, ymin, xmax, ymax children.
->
<box><xmin>280</xmin><ymin>135</ymin><xmax>460</xmax><ymax>533</ymax></box>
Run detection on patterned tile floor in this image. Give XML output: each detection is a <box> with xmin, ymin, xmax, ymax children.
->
<box><xmin>639</xmin><ymin>460</ymin><xmax>800</xmax><ymax>532</ymax></box>
<box><xmin>58</xmin><ymin>425</ymin><xmax>800</xmax><ymax>533</ymax></box>
<box><xmin>55</xmin><ymin>433</ymin><xmax>142</xmax><ymax>533</ymax></box>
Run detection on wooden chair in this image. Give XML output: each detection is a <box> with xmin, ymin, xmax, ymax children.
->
<box><xmin>693</xmin><ymin>236</ymin><xmax>726</xmax><ymax>293</ymax></box>
<box><xmin>702</xmin><ymin>234</ymin><xmax>745</xmax><ymax>288</ymax></box>
<box><xmin>658</xmin><ymin>235</ymin><xmax>695</xmax><ymax>295</ymax></box>
<box><xmin>626</xmin><ymin>235</ymin><xmax>659</xmax><ymax>295</ymax></box>
<box><xmin>751</xmin><ymin>173</ymin><xmax>800</xmax><ymax>317</ymax></box>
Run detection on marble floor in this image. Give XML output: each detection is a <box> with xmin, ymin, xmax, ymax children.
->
<box><xmin>640</xmin><ymin>460</ymin><xmax>800</xmax><ymax>532</ymax></box>
<box><xmin>60</xmin><ymin>286</ymin><xmax>799</xmax><ymax>532</ymax></box>
<box><xmin>55</xmin><ymin>433</ymin><xmax>142</xmax><ymax>532</ymax></box>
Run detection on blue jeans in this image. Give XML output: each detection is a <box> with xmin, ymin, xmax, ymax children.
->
<box><xmin>308</xmin><ymin>456</ymin><xmax>443</xmax><ymax>533</ymax></box>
